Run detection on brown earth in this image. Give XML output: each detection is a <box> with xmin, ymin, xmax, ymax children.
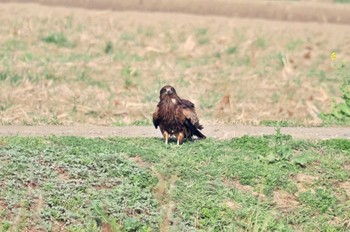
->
<box><xmin>0</xmin><ymin>0</ymin><xmax>350</xmax><ymax>128</ymax></box>
<box><xmin>2</xmin><ymin>0</ymin><xmax>350</xmax><ymax>25</ymax></box>
<box><xmin>0</xmin><ymin>125</ymin><xmax>349</xmax><ymax>139</ymax></box>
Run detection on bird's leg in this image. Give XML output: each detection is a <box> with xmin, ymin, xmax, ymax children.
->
<box><xmin>163</xmin><ymin>131</ymin><xmax>169</xmax><ymax>144</ymax></box>
<box><xmin>177</xmin><ymin>132</ymin><xmax>184</xmax><ymax>145</ymax></box>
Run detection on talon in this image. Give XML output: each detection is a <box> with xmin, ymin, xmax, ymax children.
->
<box><xmin>177</xmin><ymin>132</ymin><xmax>184</xmax><ymax>145</ymax></box>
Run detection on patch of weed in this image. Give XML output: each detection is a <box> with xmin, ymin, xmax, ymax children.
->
<box><xmin>0</xmin><ymin>72</ymin><xmax>7</xmax><ymax>82</ymax></box>
<box><xmin>226</xmin><ymin>46</ymin><xmax>237</xmax><ymax>55</ymax></box>
<box><xmin>214</xmin><ymin>51</ymin><xmax>221</xmax><ymax>59</ymax></box>
<box><xmin>131</xmin><ymin>119</ymin><xmax>151</xmax><ymax>126</ymax></box>
<box><xmin>41</xmin><ymin>32</ymin><xmax>75</xmax><ymax>48</ymax></box>
<box><xmin>0</xmin><ymin>71</ymin><xmax>27</xmax><ymax>86</ymax></box>
<box><xmin>320</xmin><ymin>64</ymin><xmax>350</xmax><ymax>125</ymax></box>
<box><xmin>195</xmin><ymin>28</ymin><xmax>210</xmax><ymax>45</ymax></box>
<box><xmin>104</xmin><ymin>41</ymin><xmax>114</xmax><ymax>54</ymax></box>
<box><xmin>121</xmin><ymin>64</ymin><xmax>139</xmax><ymax>88</ymax></box>
<box><xmin>269</xmin><ymin>127</ymin><xmax>292</xmax><ymax>162</ymax></box>
<box><xmin>254</xmin><ymin>37</ymin><xmax>266</xmax><ymax>49</ymax></box>
<box><xmin>260</xmin><ymin>120</ymin><xmax>292</xmax><ymax>127</ymax></box>
<box><xmin>320</xmin><ymin>139</ymin><xmax>350</xmax><ymax>152</ymax></box>
<box><xmin>298</xmin><ymin>189</ymin><xmax>337</xmax><ymax>213</ymax></box>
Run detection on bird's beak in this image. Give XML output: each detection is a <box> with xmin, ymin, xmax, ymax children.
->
<box><xmin>166</xmin><ymin>89</ymin><xmax>173</xmax><ymax>94</ymax></box>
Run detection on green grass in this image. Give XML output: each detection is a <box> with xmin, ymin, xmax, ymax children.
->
<box><xmin>1</xmin><ymin>135</ymin><xmax>350</xmax><ymax>231</ymax></box>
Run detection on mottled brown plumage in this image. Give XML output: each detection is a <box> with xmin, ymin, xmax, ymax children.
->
<box><xmin>153</xmin><ymin>85</ymin><xmax>206</xmax><ymax>145</ymax></box>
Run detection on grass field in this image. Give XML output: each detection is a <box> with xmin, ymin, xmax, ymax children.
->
<box><xmin>0</xmin><ymin>3</ymin><xmax>350</xmax><ymax>126</ymax></box>
<box><xmin>1</xmin><ymin>133</ymin><xmax>350</xmax><ymax>231</ymax></box>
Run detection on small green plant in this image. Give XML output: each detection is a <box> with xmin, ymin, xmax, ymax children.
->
<box><xmin>195</xmin><ymin>28</ymin><xmax>208</xmax><ymax>37</ymax></box>
<box><xmin>273</xmin><ymin>126</ymin><xmax>291</xmax><ymax>159</ymax></box>
<box><xmin>121</xmin><ymin>64</ymin><xmax>139</xmax><ymax>88</ymax></box>
<box><xmin>104</xmin><ymin>41</ymin><xmax>114</xmax><ymax>54</ymax></box>
<box><xmin>264</xmin><ymin>126</ymin><xmax>292</xmax><ymax>163</ymax></box>
<box><xmin>254</xmin><ymin>37</ymin><xmax>266</xmax><ymax>49</ymax></box>
<box><xmin>42</xmin><ymin>32</ymin><xmax>75</xmax><ymax>48</ymax></box>
<box><xmin>226</xmin><ymin>46</ymin><xmax>237</xmax><ymax>55</ymax></box>
<box><xmin>0</xmin><ymin>71</ymin><xmax>24</xmax><ymax>86</ymax></box>
<box><xmin>264</xmin><ymin>126</ymin><xmax>311</xmax><ymax>166</ymax></box>
<box><xmin>112</xmin><ymin>120</ymin><xmax>128</xmax><ymax>126</ymax></box>
<box><xmin>131</xmin><ymin>119</ymin><xmax>151</xmax><ymax>126</ymax></box>
<box><xmin>195</xmin><ymin>28</ymin><xmax>210</xmax><ymax>45</ymax></box>
<box><xmin>92</xmin><ymin>201</ymin><xmax>121</xmax><ymax>232</ymax></box>
<box><xmin>214</xmin><ymin>51</ymin><xmax>221</xmax><ymax>59</ymax></box>
<box><xmin>320</xmin><ymin>64</ymin><xmax>350</xmax><ymax>125</ymax></box>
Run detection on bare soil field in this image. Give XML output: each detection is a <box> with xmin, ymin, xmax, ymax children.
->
<box><xmin>0</xmin><ymin>0</ymin><xmax>350</xmax><ymax>126</ymax></box>
<box><xmin>3</xmin><ymin>0</ymin><xmax>350</xmax><ymax>24</ymax></box>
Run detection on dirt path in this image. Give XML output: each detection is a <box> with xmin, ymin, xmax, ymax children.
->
<box><xmin>2</xmin><ymin>0</ymin><xmax>350</xmax><ymax>25</ymax></box>
<box><xmin>0</xmin><ymin>125</ymin><xmax>349</xmax><ymax>140</ymax></box>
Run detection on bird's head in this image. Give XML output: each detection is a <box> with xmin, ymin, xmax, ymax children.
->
<box><xmin>159</xmin><ymin>85</ymin><xmax>177</xmax><ymax>99</ymax></box>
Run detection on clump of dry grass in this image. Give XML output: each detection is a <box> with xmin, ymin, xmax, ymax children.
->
<box><xmin>0</xmin><ymin>3</ymin><xmax>349</xmax><ymax>125</ymax></box>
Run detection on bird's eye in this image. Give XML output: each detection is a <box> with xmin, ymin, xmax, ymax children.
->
<box><xmin>171</xmin><ymin>87</ymin><xmax>175</xmax><ymax>92</ymax></box>
<box><xmin>160</xmin><ymin>88</ymin><xmax>166</xmax><ymax>94</ymax></box>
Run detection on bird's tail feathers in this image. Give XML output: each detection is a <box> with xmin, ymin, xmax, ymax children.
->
<box><xmin>193</xmin><ymin>128</ymin><xmax>206</xmax><ymax>139</ymax></box>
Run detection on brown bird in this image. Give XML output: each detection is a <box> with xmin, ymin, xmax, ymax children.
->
<box><xmin>153</xmin><ymin>85</ymin><xmax>206</xmax><ymax>145</ymax></box>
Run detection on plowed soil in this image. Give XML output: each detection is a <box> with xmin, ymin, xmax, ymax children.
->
<box><xmin>3</xmin><ymin>0</ymin><xmax>350</xmax><ymax>25</ymax></box>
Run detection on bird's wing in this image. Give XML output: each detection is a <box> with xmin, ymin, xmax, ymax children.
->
<box><xmin>182</xmin><ymin>106</ymin><xmax>206</xmax><ymax>138</ymax></box>
<box><xmin>181</xmin><ymin>100</ymin><xmax>203</xmax><ymax>129</ymax></box>
<box><xmin>182</xmin><ymin>108</ymin><xmax>201</xmax><ymax>128</ymax></box>
<box><xmin>181</xmin><ymin>99</ymin><xmax>195</xmax><ymax>108</ymax></box>
<box><xmin>152</xmin><ymin>107</ymin><xmax>161</xmax><ymax>129</ymax></box>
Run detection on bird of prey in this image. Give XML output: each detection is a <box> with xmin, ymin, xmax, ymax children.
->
<box><xmin>152</xmin><ymin>85</ymin><xmax>206</xmax><ymax>145</ymax></box>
